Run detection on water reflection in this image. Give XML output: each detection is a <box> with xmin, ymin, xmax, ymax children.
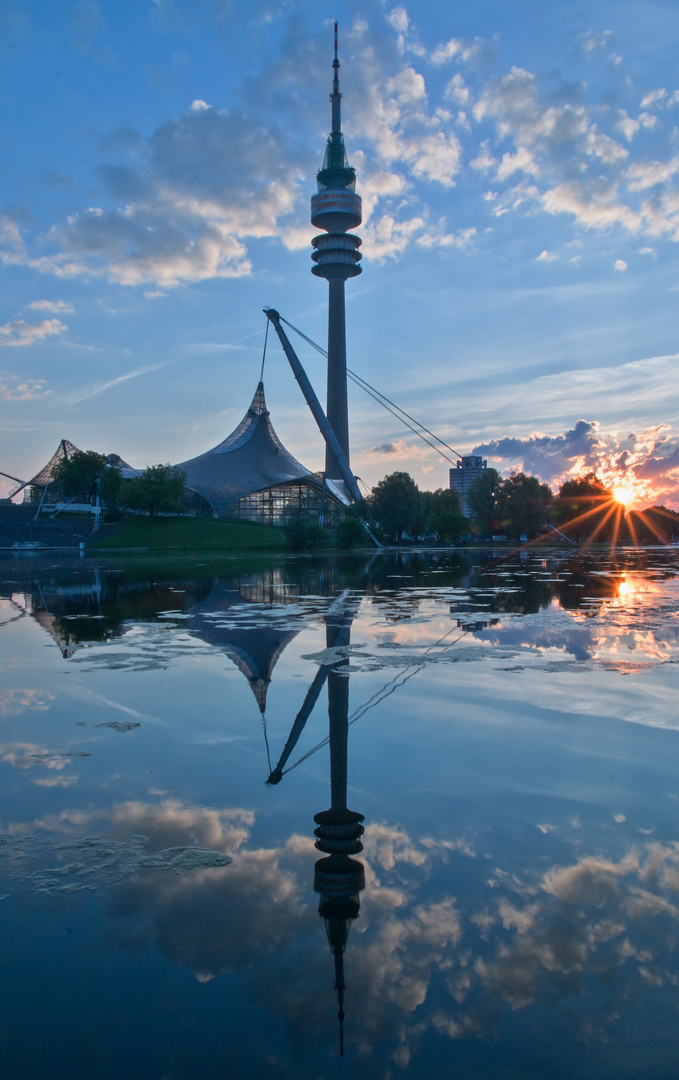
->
<box><xmin>312</xmin><ymin>627</ymin><xmax>365</xmax><ymax>1054</ymax></box>
<box><xmin>4</xmin><ymin>547</ymin><xmax>678</xmax><ymax>655</ymax></box>
<box><xmin>188</xmin><ymin>581</ymin><xmax>302</xmax><ymax>714</ymax></box>
<box><xmin>2</xmin><ymin>547</ymin><xmax>679</xmax><ymax>1076</ymax></box>
<box><xmin>267</xmin><ymin>589</ymin><xmax>366</xmax><ymax>1050</ymax></box>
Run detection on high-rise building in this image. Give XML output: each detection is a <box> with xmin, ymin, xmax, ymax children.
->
<box><xmin>310</xmin><ymin>24</ymin><xmax>362</xmax><ymax>483</ymax></box>
<box><xmin>450</xmin><ymin>455</ymin><xmax>488</xmax><ymax>516</ymax></box>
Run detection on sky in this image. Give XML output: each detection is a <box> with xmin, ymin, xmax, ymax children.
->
<box><xmin>1</xmin><ymin>0</ymin><xmax>678</xmax><ymax>508</ymax></box>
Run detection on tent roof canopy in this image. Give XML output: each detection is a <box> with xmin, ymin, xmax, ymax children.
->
<box><xmin>177</xmin><ymin>382</ymin><xmax>316</xmax><ymax>515</ymax></box>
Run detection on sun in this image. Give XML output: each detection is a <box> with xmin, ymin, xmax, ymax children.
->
<box><xmin>613</xmin><ymin>485</ymin><xmax>634</xmax><ymax>507</ymax></box>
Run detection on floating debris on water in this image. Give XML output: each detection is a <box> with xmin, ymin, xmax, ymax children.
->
<box><xmin>95</xmin><ymin>721</ymin><xmax>141</xmax><ymax>733</ymax></box>
<box><xmin>1</xmin><ymin>832</ymin><xmax>232</xmax><ymax>897</ymax></box>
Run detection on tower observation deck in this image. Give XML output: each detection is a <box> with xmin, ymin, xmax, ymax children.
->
<box><xmin>311</xmin><ymin>23</ymin><xmax>362</xmax><ymax>481</ymax></box>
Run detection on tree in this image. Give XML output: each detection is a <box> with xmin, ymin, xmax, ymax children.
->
<box><xmin>283</xmin><ymin>517</ymin><xmax>324</xmax><ymax>550</ymax></box>
<box><xmin>624</xmin><ymin>505</ymin><xmax>679</xmax><ymax>544</ymax></box>
<box><xmin>553</xmin><ymin>473</ymin><xmax>616</xmax><ymax>541</ymax></box>
<box><xmin>466</xmin><ymin>468</ymin><xmax>500</xmax><ymax>535</ymax></box>
<box><xmin>99</xmin><ymin>462</ymin><xmax>124</xmax><ymax>519</ymax></box>
<box><xmin>336</xmin><ymin>513</ymin><xmax>367</xmax><ymax>548</ymax></box>
<box><xmin>499</xmin><ymin>472</ymin><xmax>553</xmax><ymax>541</ymax></box>
<box><xmin>54</xmin><ymin>450</ymin><xmax>121</xmax><ymax>508</ymax></box>
<box><xmin>121</xmin><ymin>464</ymin><xmax>187</xmax><ymax>517</ymax></box>
<box><xmin>421</xmin><ymin>488</ymin><xmax>469</xmax><ymax>542</ymax></box>
<box><xmin>369</xmin><ymin>471</ymin><xmax>421</xmax><ymax>543</ymax></box>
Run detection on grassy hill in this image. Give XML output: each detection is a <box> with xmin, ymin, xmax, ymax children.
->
<box><xmin>90</xmin><ymin>517</ymin><xmax>286</xmax><ymax>551</ymax></box>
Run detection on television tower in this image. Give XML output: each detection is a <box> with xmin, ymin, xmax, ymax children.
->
<box><xmin>311</xmin><ymin>23</ymin><xmax>362</xmax><ymax>483</ymax></box>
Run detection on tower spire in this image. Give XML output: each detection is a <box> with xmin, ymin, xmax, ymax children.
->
<box><xmin>331</xmin><ymin>20</ymin><xmax>341</xmax><ymax>133</ymax></box>
<box><xmin>310</xmin><ymin>23</ymin><xmax>363</xmax><ymax>484</ymax></box>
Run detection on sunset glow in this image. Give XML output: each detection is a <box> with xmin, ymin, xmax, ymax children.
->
<box><xmin>613</xmin><ymin>485</ymin><xmax>635</xmax><ymax>507</ymax></box>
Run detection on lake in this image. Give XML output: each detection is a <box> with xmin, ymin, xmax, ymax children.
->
<box><xmin>1</xmin><ymin>544</ymin><xmax>678</xmax><ymax>1079</ymax></box>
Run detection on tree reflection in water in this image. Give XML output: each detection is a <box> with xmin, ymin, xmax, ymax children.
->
<box><xmin>2</xmin><ymin>548</ymin><xmax>679</xmax><ymax>1075</ymax></box>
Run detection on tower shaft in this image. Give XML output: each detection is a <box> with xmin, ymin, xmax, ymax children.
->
<box><xmin>311</xmin><ymin>23</ymin><xmax>362</xmax><ymax>483</ymax></box>
<box><xmin>326</xmin><ymin>279</ymin><xmax>349</xmax><ymax>475</ymax></box>
<box><xmin>328</xmin><ymin>663</ymin><xmax>350</xmax><ymax>812</ymax></box>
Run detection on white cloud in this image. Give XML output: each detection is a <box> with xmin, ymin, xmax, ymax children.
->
<box><xmin>614</xmin><ymin>258</ymin><xmax>628</xmax><ymax>271</ymax></box>
<box><xmin>537</xmin><ymin>250</ymin><xmax>558</xmax><ymax>262</ymax></box>
<box><xmin>489</xmin><ymin>178</ymin><xmax>541</xmax><ymax>218</ymax></box>
<box><xmin>57</xmin><ymin>204</ymin><xmax>253</xmax><ymax>287</ymax></box>
<box><xmin>580</xmin><ymin>29</ymin><xmax>613</xmax><ymax>55</ymax></box>
<box><xmin>32</xmin><ymin>776</ymin><xmax>78</xmax><ymax>788</ymax></box>
<box><xmin>0</xmin><ymin>374</ymin><xmax>52</xmax><ymax>400</ymax></box>
<box><xmin>387</xmin><ymin>7</ymin><xmax>409</xmax><ymax>34</ymax></box>
<box><xmin>444</xmin><ymin>73</ymin><xmax>470</xmax><ymax>107</ymax></box>
<box><xmin>431</xmin><ymin>37</ymin><xmax>466</xmax><ymax>65</ymax></box>
<box><xmin>497</xmin><ymin>146</ymin><xmax>539</xmax><ymax>181</ymax></box>
<box><xmin>0</xmin><ymin>213</ymin><xmax>91</xmax><ymax>278</ymax></box>
<box><xmin>362</xmin><ymin>213</ymin><xmax>425</xmax><ymax>259</ymax></box>
<box><xmin>5</xmin><ymin>19</ymin><xmax>679</xmax><ymax>290</ymax></box>
<box><xmin>3</xmin><ymin>100</ymin><xmax>314</xmax><ymax>286</ymax></box>
<box><xmin>431</xmin><ymin>35</ymin><xmax>485</xmax><ymax>66</ymax></box>
<box><xmin>387</xmin><ymin>66</ymin><xmax>426</xmax><ymax>104</ymax></box>
<box><xmin>406</xmin><ymin>130</ymin><xmax>462</xmax><ymax>187</ymax></box>
<box><xmin>463</xmin><ymin>360</ymin><xmax>679</xmax><ymax>505</ymax></box>
<box><xmin>417</xmin><ymin>224</ymin><xmax>475</xmax><ymax>250</ymax></box>
<box><xmin>470</xmin><ymin>140</ymin><xmax>496</xmax><ymax>173</ymax></box>
<box><xmin>584</xmin><ymin>130</ymin><xmax>628</xmax><ymax>164</ymax></box>
<box><xmin>640</xmin><ymin>189</ymin><xmax>679</xmax><ymax>240</ymax></box>
<box><xmin>541</xmin><ymin>180</ymin><xmax>642</xmax><ymax>233</ymax></box>
<box><xmin>0</xmin><ymin>20</ymin><xmax>477</xmax><ymax>285</ymax></box>
<box><xmin>360</xmin><ymin>165</ymin><xmax>408</xmax><ymax>200</ymax></box>
<box><xmin>640</xmin><ymin>88</ymin><xmax>667</xmax><ymax>109</ymax></box>
<box><xmin>627</xmin><ymin>157</ymin><xmax>679</xmax><ymax>191</ymax></box>
<box><xmin>348</xmin><ymin>47</ymin><xmax>464</xmax><ymax>192</ymax></box>
<box><xmin>639</xmin><ymin>111</ymin><xmax>660</xmax><ymax>129</ymax></box>
<box><xmin>470</xmin><ymin>62</ymin><xmax>679</xmax><ymax>245</ymax></box>
<box><xmin>433</xmin><ymin>339</ymin><xmax>678</xmax><ymax>455</ymax></box>
<box><xmin>0</xmin><ymin>317</ymin><xmax>67</xmax><ymax>347</ymax></box>
<box><xmin>616</xmin><ymin>111</ymin><xmax>639</xmax><ymax>141</ymax></box>
<box><xmin>26</xmin><ymin>300</ymin><xmax>74</xmax><ymax>314</ymax></box>
<box><xmin>473</xmin><ymin>419</ymin><xmax>601</xmax><ymax>486</ymax></box>
<box><xmin>0</xmin><ymin>689</ymin><xmax>55</xmax><ymax>717</ymax></box>
<box><xmin>0</xmin><ymin>742</ymin><xmax>79</xmax><ymax>770</ymax></box>
<box><xmin>474</xmin><ymin>67</ymin><xmax>589</xmax><ymax>149</ymax></box>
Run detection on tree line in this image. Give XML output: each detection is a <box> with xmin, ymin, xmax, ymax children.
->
<box><xmin>54</xmin><ymin>451</ymin><xmax>186</xmax><ymax>519</ymax></box>
<box><xmin>52</xmin><ymin>449</ymin><xmax>679</xmax><ymax>545</ymax></box>
<box><xmin>362</xmin><ymin>469</ymin><xmax>679</xmax><ymax>545</ymax></box>
<box><xmin>362</xmin><ymin>468</ymin><xmax>552</xmax><ymax>543</ymax></box>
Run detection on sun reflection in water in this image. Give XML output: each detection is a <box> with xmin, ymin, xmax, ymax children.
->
<box><xmin>614</xmin><ymin>573</ymin><xmax>660</xmax><ymax>604</ymax></box>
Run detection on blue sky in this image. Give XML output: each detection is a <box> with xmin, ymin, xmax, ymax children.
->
<box><xmin>1</xmin><ymin>0</ymin><xmax>678</xmax><ymax>506</ymax></box>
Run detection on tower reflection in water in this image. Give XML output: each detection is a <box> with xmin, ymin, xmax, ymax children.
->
<box><xmin>267</xmin><ymin>591</ymin><xmax>364</xmax><ymax>1054</ymax></box>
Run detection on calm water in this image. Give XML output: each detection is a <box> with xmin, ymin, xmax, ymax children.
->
<box><xmin>1</xmin><ymin>545</ymin><xmax>679</xmax><ymax>1079</ymax></box>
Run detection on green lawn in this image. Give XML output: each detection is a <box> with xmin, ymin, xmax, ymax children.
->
<box><xmin>90</xmin><ymin>516</ymin><xmax>286</xmax><ymax>550</ymax></box>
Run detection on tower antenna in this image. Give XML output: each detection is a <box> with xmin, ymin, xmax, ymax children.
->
<box><xmin>310</xmin><ymin>22</ymin><xmax>362</xmax><ymax>487</ymax></box>
<box><xmin>332</xmin><ymin>20</ymin><xmax>340</xmax><ymax>122</ymax></box>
